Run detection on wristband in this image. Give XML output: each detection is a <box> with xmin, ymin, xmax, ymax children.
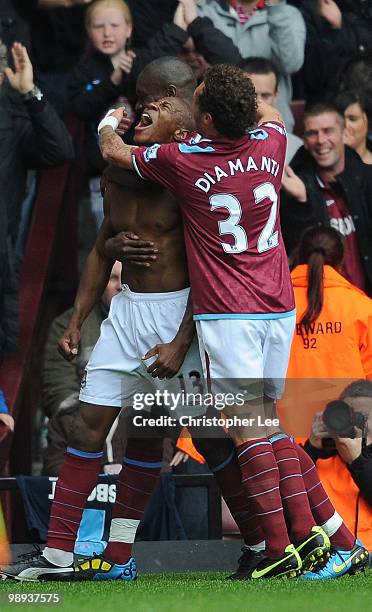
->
<box><xmin>98</xmin><ymin>109</ymin><xmax>119</xmax><ymax>134</ymax></box>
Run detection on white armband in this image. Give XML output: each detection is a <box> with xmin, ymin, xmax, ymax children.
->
<box><xmin>97</xmin><ymin>109</ymin><xmax>119</xmax><ymax>134</ymax></box>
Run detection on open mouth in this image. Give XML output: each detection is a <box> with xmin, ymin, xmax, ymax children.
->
<box><xmin>135</xmin><ymin>111</ymin><xmax>154</xmax><ymax>130</ymax></box>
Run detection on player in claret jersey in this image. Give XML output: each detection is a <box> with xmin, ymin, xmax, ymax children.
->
<box><xmin>98</xmin><ymin>64</ymin><xmax>331</xmax><ymax>579</ymax></box>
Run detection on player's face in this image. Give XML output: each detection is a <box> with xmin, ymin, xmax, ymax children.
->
<box><xmin>245</xmin><ymin>72</ymin><xmax>278</xmax><ymax>106</ymax></box>
<box><xmin>303</xmin><ymin>112</ymin><xmax>346</xmax><ymax>172</ymax></box>
<box><xmin>343</xmin><ymin>102</ymin><xmax>368</xmax><ymax>151</ymax></box>
<box><xmin>134</xmin><ymin>98</ymin><xmax>186</xmax><ymax>145</ymax></box>
<box><xmin>87</xmin><ymin>7</ymin><xmax>132</xmax><ymax>57</ymax></box>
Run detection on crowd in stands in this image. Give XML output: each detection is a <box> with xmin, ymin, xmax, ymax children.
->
<box><xmin>0</xmin><ymin>0</ymin><xmax>371</xmax><ymax>546</ymax></box>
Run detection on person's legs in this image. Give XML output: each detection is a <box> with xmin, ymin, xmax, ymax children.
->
<box><xmin>44</xmin><ymin>402</ymin><xmax>119</xmax><ymax>563</ymax></box>
<box><xmin>262</xmin><ymin>317</ymin><xmax>317</xmax><ymax>540</ymax></box>
<box><xmin>196</xmin><ymin>319</ymin><xmax>296</xmax><ymax>572</ymax></box>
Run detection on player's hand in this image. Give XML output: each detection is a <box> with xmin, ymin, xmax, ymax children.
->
<box><xmin>318</xmin><ymin>0</ymin><xmax>342</xmax><ymax>29</ymax></box>
<box><xmin>334</xmin><ymin>435</ymin><xmax>362</xmax><ymax>465</ymax></box>
<box><xmin>58</xmin><ymin>327</ymin><xmax>81</xmax><ymax>361</ymax></box>
<box><xmin>116</xmin><ymin>113</ymin><xmax>133</xmax><ymax>136</ymax></box>
<box><xmin>104</xmin><ymin>232</ymin><xmax>158</xmax><ymax>266</ymax></box>
<box><xmin>143</xmin><ymin>338</ymin><xmax>190</xmax><ymax>379</ymax></box>
<box><xmin>0</xmin><ymin>413</ymin><xmax>15</xmax><ymax>432</ymax></box>
<box><xmin>174</xmin><ymin>1</ymin><xmax>187</xmax><ymax>30</ymax></box>
<box><xmin>5</xmin><ymin>42</ymin><xmax>34</xmax><ymax>95</ymax></box>
<box><xmin>281</xmin><ymin>166</ymin><xmax>307</xmax><ymax>203</ymax></box>
<box><xmin>178</xmin><ymin>0</ymin><xmax>198</xmax><ymax>26</ymax></box>
<box><xmin>309</xmin><ymin>412</ymin><xmax>330</xmax><ymax>448</ymax></box>
<box><xmin>170</xmin><ymin>450</ymin><xmax>189</xmax><ymax>467</ymax></box>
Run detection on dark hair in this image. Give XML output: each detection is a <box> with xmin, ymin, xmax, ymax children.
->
<box><xmin>138</xmin><ymin>57</ymin><xmax>197</xmax><ymax>103</ymax></box>
<box><xmin>340</xmin><ymin>380</ymin><xmax>372</xmax><ymax>401</ymax></box>
<box><xmin>333</xmin><ymin>90</ymin><xmax>368</xmax><ymax>115</ymax></box>
<box><xmin>198</xmin><ymin>64</ymin><xmax>257</xmax><ymax>138</ymax></box>
<box><xmin>304</xmin><ymin>102</ymin><xmax>345</xmax><ymax>127</ymax></box>
<box><xmin>239</xmin><ymin>56</ymin><xmax>279</xmax><ymax>91</ymax></box>
<box><xmin>297</xmin><ymin>226</ymin><xmax>344</xmax><ymax>335</ymax></box>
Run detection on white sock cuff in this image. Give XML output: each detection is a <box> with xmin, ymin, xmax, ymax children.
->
<box><xmin>249</xmin><ymin>540</ymin><xmax>265</xmax><ymax>553</ymax></box>
<box><xmin>98</xmin><ymin>109</ymin><xmax>119</xmax><ymax>134</ymax></box>
<box><xmin>109</xmin><ymin>518</ymin><xmax>140</xmax><ymax>543</ymax></box>
<box><xmin>43</xmin><ymin>547</ymin><xmax>74</xmax><ymax>567</ymax></box>
<box><xmin>321</xmin><ymin>511</ymin><xmax>343</xmax><ymax>537</ymax></box>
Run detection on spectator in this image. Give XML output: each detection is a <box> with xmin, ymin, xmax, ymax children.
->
<box><xmin>240</xmin><ymin>56</ymin><xmax>303</xmax><ymax>164</ymax></box>
<box><xmin>286</xmin><ymin>226</ymin><xmax>372</xmax><ymax>380</ymax></box>
<box><xmin>303</xmin><ymin>380</ymin><xmax>372</xmax><ymax>553</ymax></box>
<box><xmin>179</xmin><ymin>35</ymin><xmax>210</xmax><ymax>81</ymax></box>
<box><xmin>281</xmin><ymin>102</ymin><xmax>372</xmax><ymax>294</ymax></box>
<box><xmin>296</xmin><ymin>0</ymin><xmax>372</xmax><ymax>103</ymax></box>
<box><xmin>197</xmin><ymin>0</ymin><xmax>306</xmax><ymax>130</ymax></box>
<box><xmin>0</xmin><ymin>41</ymin><xmax>74</xmax><ymax>360</ymax></box>
<box><xmin>334</xmin><ymin>90</ymin><xmax>372</xmax><ymax>165</ymax></box>
<box><xmin>13</xmin><ymin>0</ymin><xmax>93</xmax><ymax>116</ymax></box>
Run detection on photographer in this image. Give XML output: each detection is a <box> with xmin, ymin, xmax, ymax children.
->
<box><xmin>304</xmin><ymin>380</ymin><xmax>372</xmax><ymax>553</ymax></box>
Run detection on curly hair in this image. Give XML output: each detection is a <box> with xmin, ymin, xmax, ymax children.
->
<box><xmin>198</xmin><ymin>64</ymin><xmax>257</xmax><ymax>138</ymax></box>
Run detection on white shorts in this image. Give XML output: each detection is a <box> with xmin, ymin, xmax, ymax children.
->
<box><xmin>80</xmin><ymin>286</ymin><xmax>203</xmax><ymax>412</ymax></box>
<box><xmin>196</xmin><ymin>316</ymin><xmax>296</xmax><ymax>400</ymax></box>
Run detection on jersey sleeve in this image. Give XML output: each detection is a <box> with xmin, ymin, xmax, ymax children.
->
<box><xmin>250</xmin><ymin>120</ymin><xmax>288</xmax><ymax>170</ymax></box>
<box><xmin>132</xmin><ymin>142</ymin><xmax>179</xmax><ymax>193</ymax></box>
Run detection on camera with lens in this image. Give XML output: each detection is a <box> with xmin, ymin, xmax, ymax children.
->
<box><xmin>323</xmin><ymin>400</ymin><xmax>367</xmax><ymax>439</ymax></box>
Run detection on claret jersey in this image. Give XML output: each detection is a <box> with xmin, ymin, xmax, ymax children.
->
<box><xmin>132</xmin><ymin>122</ymin><xmax>295</xmax><ymax>319</ymax></box>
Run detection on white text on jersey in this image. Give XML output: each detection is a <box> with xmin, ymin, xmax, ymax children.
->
<box><xmin>195</xmin><ymin>156</ymin><xmax>281</xmax><ymax>193</ymax></box>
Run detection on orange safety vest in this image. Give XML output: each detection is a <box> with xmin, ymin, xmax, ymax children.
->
<box><xmin>315</xmin><ymin>453</ymin><xmax>372</xmax><ymax>551</ymax></box>
<box><xmin>278</xmin><ymin>265</ymin><xmax>372</xmax><ymax>436</ymax></box>
<box><xmin>288</xmin><ymin>264</ymin><xmax>372</xmax><ymax>379</ymax></box>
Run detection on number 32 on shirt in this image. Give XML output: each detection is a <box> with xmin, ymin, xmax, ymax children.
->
<box><xmin>210</xmin><ymin>182</ymin><xmax>279</xmax><ymax>254</ymax></box>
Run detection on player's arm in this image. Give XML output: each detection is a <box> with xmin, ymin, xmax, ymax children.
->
<box><xmin>58</xmin><ymin>207</ymin><xmax>116</xmax><ymax>360</ymax></box>
<box><xmin>256</xmin><ymin>100</ymin><xmax>284</xmax><ymax>126</ymax></box>
<box><xmin>98</xmin><ymin>108</ymin><xmax>137</xmax><ymax>170</ymax></box>
<box><xmin>143</xmin><ymin>294</ymin><xmax>195</xmax><ymax>379</ymax></box>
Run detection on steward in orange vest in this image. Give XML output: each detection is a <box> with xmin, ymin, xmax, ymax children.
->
<box><xmin>287</xmin><ymin>264</ymin><xmax>372</xmax><ymax>379</ymax></box>
<box><xmin>278</xmin><ymin>226</ymin><xmax>372</xmax><ymax>437</ymax></box>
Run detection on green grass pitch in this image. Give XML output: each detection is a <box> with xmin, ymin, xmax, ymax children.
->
<box><xmin>0</xmin><ymin>571</ymin><xmax>371</xmax><ymax>612</ymax></box>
